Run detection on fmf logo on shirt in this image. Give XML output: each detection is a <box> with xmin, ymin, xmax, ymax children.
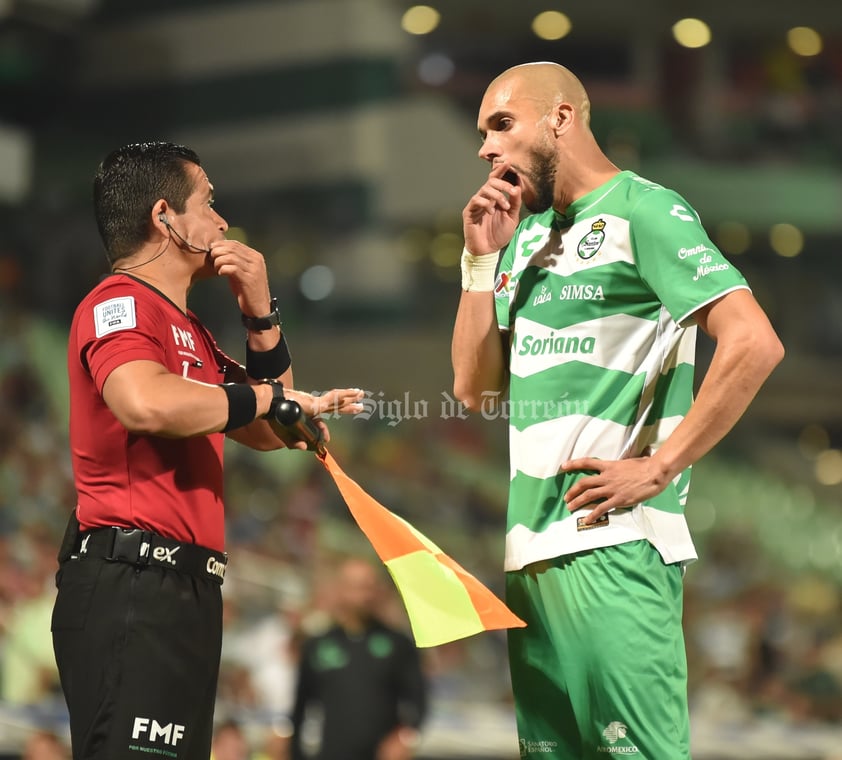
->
<box><xmin>171</xmin><ymin>324</ymin><xmax>195</xmax><ymax>351</ymax></box>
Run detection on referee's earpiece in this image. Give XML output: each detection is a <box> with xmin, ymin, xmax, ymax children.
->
<box><xmin>158</xmin><ymin>213</ymin><xmax>169</xmax><ymax>226</ymax></box>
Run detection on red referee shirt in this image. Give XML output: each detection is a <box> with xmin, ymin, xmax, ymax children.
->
<box><xmin>68</xmin><ymin>274</ymin><xmax>238</xmax><ymax>552</ymax></box>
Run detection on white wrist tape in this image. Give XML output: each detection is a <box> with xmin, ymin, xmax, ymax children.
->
<box><xmin>460</xmin><ymin>247</ymin><xmax>499</xmax><ymax>292</ymax></box>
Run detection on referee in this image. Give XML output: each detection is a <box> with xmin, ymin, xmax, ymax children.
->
<box><xmin>52</xmin><ymin>142</ymin><xmax>363</xmax><ymax>760</ymax></box>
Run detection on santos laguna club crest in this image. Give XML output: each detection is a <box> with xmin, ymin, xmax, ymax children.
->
<box><xmin>577</xmin><ymin>218</ymin><xmax>606</xmax><ymax>259</ymax></box>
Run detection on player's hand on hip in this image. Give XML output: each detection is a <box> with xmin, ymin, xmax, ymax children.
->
<box><xmin>561</xmin><ymin>455</ymin><xmax>670</xmax><ymax>524</ymax></box>
<box><xmin>462</xmin><ymin>162</ymin><xmax>521</xmax><ymax>255</ymax></box>
<box><xmin>208</xmin><ymin>239</ymin><xmax>272</xmax><ymax>316</ymax></box>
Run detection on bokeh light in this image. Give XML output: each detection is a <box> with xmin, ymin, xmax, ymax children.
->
<box><xmin>715</xmin><ymin>221</ymin><xmax>751</xmax><ymax>255</ymax></box>
<box><xmin>815</xmin><ymin>449</ymin><xmax>842</xmax><ymax>486</ymax></box>
<box><xmin>402</xmin><ymin>5</ymin><xmax>441</xmax><ymax>35</ymax></box>
<box><xmin>787</xmin><ymin>26</ymin><xmax>823</xmax><ymax>57</ymax></box>
<box><xmin>672</xmin><ymin>18</ymin><xmax>712</xmax><ymax>48</ymax></box>
<box><xmin>769</xmin><ymin>223</ymin><xmax>804</xmax><ymax>258</ymax></box>
<box><xmin>799</xmin><ymin>424</ymin><xmax>831</xmax><ymax>459</ymax></box>
<box><xmin>532</xmin><ymin>11</ymin><xmax>572</xmax><ymax>41</ymax></box>
<box><xmin>417</xmin><ymin>52</ymin><xmax>455</xmax><ymax>86</ymax></box>
<box><xmin>299</xmin><ymin>264</ymin><xmax>335</xmax><ymax>301</ymax></box>
<box><xmin>429</xmin><ymin>231</ymin><xmax>462</xmax><ymax>268</ymax></box>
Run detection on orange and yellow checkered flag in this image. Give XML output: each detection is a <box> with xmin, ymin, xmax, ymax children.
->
<box><xmin>319</xmin><ymin>450</ymin><xmax>526</xmax><ymax>648</ymax></box>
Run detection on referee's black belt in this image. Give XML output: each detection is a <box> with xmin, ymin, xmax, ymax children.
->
<box><xmin>74</xmin><ymin>526</ymin><xmax>228</xmax><ymax>585</ymax></box>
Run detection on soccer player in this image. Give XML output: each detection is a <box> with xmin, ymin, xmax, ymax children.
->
<box><xmin>451</xmin><ymin>63</ymin><xmax>784</xmax><ymax>758</ymax></box>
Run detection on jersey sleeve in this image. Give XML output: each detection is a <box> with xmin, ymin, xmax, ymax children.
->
<box><xmin>493</xmin><ymin>239</ymin><xmax>518</xmax><ymax>332</ymax></box>
<box><xmin>77</xmin><ymin>288</ymin><xmax>169</xmax><ymax>393</ymax></box>
<box><xmin>630</xmin><ymin>188</ymin><xmax>749</xmax><ymax>326</ymax></box>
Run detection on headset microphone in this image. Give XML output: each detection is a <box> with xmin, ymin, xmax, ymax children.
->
<box><xmin>159</xmin><ymin>213</ymin><xmax>211</xmax><ymax>254</ymax></box>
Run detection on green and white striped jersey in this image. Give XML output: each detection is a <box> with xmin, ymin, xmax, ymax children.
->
<box><xmin>493</xmin><ymin>170</ymin><xmax>749</xmax><ymax>571</ymax></box>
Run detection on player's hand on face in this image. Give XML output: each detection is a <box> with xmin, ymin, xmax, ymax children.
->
<box><xmin>207</xmin><ymin>239</ymin><xmax>272</xmax><ymax>316</ymax></box>
<box><xmin>561</xmin><ymin>455</ymin><xmax>671</xmax><ymax>524</ymax></box>
<box><xmin>462</xmin><ymin>162</ymin><xmax>522</xmax><ymax>255</ymax></box>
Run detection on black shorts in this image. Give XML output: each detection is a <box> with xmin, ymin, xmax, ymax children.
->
<box><xmin>51</xmin><ymin>555</ymin><xmax>223</xmax><ymax>760</ymax></box>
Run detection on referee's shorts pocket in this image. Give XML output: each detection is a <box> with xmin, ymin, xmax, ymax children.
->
<box><xmin>51</xmin><ymin>559</ymin><xmax>102</xmax><ymax>632</ymax></box>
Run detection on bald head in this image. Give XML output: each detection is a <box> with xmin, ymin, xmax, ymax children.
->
<box><xmin>486</xmin><ymin>62</ymin><xmax>591</xmax><ymax>127</ymax></box>
<box><xmin>476</xmin><ymin>62</ymin><xmax>616</xmax><ymax>213</ymax></box>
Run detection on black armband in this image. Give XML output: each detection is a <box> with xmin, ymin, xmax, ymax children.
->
<box><xmin>245</xmin><ymin>336</ymin><xmax>291</xmax><ymax>380</ymax></box>
<box><xmin>220</xmin><ymin>383</ymin><xmax>257</xmax><ymax>432</ymax></box>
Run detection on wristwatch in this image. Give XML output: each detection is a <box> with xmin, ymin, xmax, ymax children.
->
<box><xmin>241</xmin><ymin>298</ymin><xmax>281</xmax><ymax>331</ymax></box>
<box><xmin>260</xmin><ymin>378</ymin><xmax>285</xmax><ymax>418</ymax></box>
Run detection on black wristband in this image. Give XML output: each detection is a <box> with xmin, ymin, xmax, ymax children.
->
<box><xmin>241</xmin><ymin>297</ymin><xmax>281</xmax><ymax>331</ymax></box>
<box><xmin>260</xmin><ymin>378</ymin><xmax>286</xmax><ymax>419</ymax></box>
<box><xmin>220</xmin><ymin>383</ymin><xmax>257</xmax><ymax>432</ymax></box>
<box><xmin>245</xmin><ymin>336</ymin><xmax>292</xmax><ymax>380</ymax></box>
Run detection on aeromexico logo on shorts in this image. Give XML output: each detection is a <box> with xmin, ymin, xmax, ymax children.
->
<box><xmin>597</xmin><ymin>721</ymin><xmax>640</xmax><ymax>754</ymax></box>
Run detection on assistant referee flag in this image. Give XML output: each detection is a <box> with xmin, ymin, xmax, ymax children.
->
<box><xmin>319</xmin><ymin>450</ymin><xmax>526</xmax><ymax>648</ymax></box>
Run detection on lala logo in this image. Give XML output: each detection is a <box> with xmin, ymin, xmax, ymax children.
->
<box><xmin>532</xmin><ymin>285</ymin><xmax>552</xmax><ymax>307</ymax></box>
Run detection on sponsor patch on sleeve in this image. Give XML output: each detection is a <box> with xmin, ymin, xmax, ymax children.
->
<box><xmin>494</xmin><ymin>270</ymin><xmax>511</xmax><ymax>297</ymax></box>
<box><xmin>94</xmin><ymin>296</ymin><xmax>137</xmax><ymax>338</ymax></box>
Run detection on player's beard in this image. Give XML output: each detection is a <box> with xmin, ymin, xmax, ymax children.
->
<box><xmin>522</xmin><ymin>142</ymin><xmax>557</xmax><ymax>214</ymax></box>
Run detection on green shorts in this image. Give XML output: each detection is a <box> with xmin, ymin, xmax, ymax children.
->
<box><xmin>506</xmin><ymin>540</ymin><xmax>690</xmax><ymax>759</ymax></box>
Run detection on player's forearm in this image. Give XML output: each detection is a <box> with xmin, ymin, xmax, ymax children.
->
<box><xmin>451</xmin><ymin>291</ymin><xmax>508</xmax><ymax>411</ymax></box>
<box><xmin>652</xmin><ymin>328</ymin><xmax>784</xmax><ymax>479</ymax></box>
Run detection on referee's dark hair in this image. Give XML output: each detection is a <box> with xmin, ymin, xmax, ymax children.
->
<box><xmin>93</xmin><ymin>141</ymin><xmax>201</xmax><ymax>265</ymax></box>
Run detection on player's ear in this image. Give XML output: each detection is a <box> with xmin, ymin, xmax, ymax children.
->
<box><xmin>552</xmin><ymin>103</ymin><xmax>574</xmax><ymax>136</ymax></box>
